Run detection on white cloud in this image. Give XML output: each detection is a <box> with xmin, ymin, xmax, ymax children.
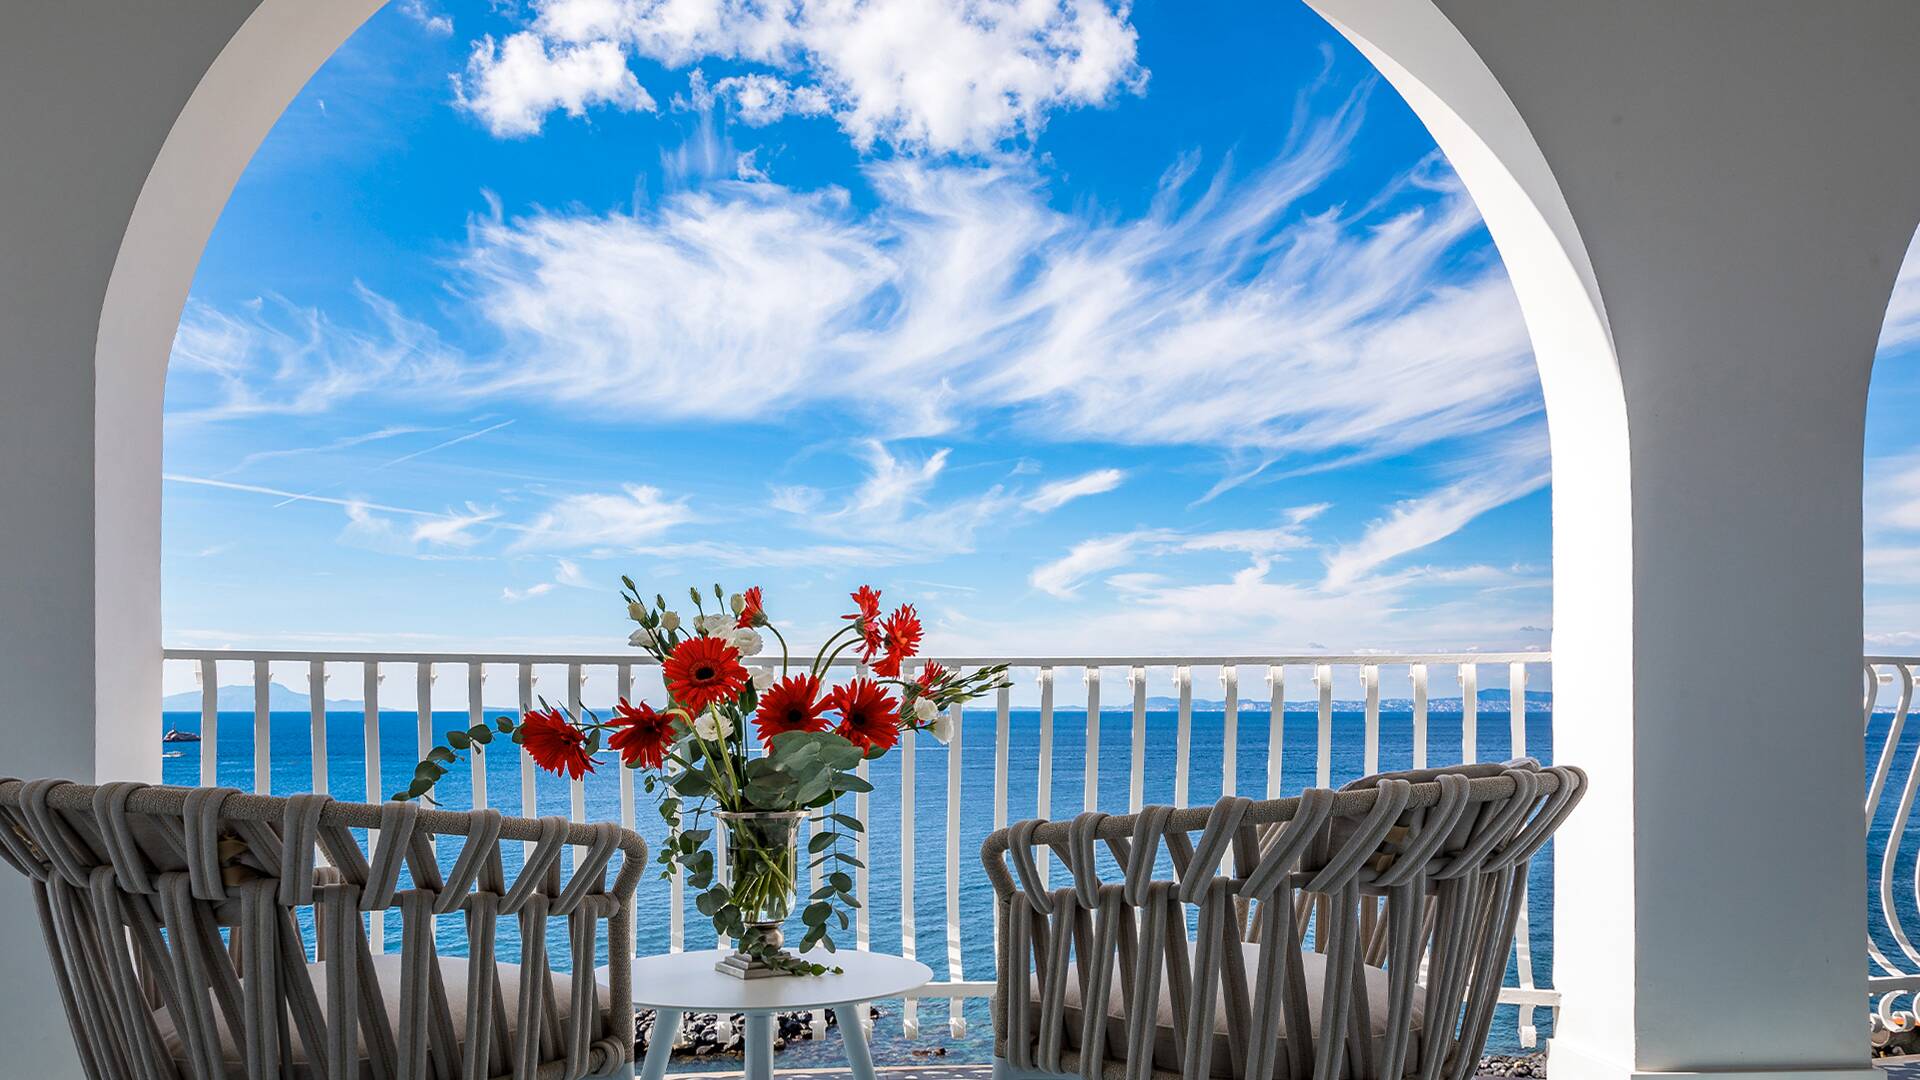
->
<box><xmin>714</xmin><ymin>73</ymin><xmax>832</xmax><ymax>126</ymax></box>
<box><xmin>399</xmin><ymin>0</ymin><xmax>455</xmax><ymax>36</ymax></box>
<box><xmin>454</xmin><ymin>118</ymin><xmax>1534</xmax><ymax>461</ymax></box>
<box><xmin>503</xmin><ymin>582</ymin><xmax>557</xmax><ymax>601</ymax></box>
<box><xmin>454</xmin><ymin>32</ymin><xmax>656</xmax><ymax>137</ymax></box>
<box><xmin>955</xmin><ymin>554</ymin><xmax>1549</xmax><ymax>658</ymax></box>
<box><xmin>409</xmin><ymin>504</ymin><xmax>500</xmax><ymax>547</ymax></box>
<box><xmin>554</xmin><ymin>558</ymin><xmax>593</xmax><ymax>587</ymax></box>
<box><xmin>1022</xmin><ymin>468</ymin><xmax>1125</xmax><ymax>512</ymax></box>
<box><xmin>1030</xmin><ymin>532</ymin><xmax>1148</xmax><ymax>598</ymax></box>
<box><xmin>167</xmin><ymin>287</ymin><xmax>462</xmax><ymax>424</ymax></box>
<box><xmin>504</xmin><ymin>0</ymin><xmax>1144</xmax><ymax>153</ymax></box>
<box><xmin>1321</xmin><ymin>429</ymin><xmax>1548</xmax><ymax>588</ymax></box>
<box><xmin>1029</xmin><ymin>516</ymin><xmax>1319</xmax><ymax>598</ymax></box>
<box><xmin>1880</xmin><ymin>227</ymin><xmax>1920</xmax><ymax>354</ymax></box>
<box><xmin>512</xmin><ymin>484</ymin><xmax>696</xmax><ymax>550</ymax></box>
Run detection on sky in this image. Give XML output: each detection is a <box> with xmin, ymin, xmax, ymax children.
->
<box><xmin>159</xmin><ymin>0</ymin><xmax>1920</xmax><ymax>699</ymax></box>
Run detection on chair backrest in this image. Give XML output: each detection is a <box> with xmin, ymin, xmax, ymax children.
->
<box><xmin>0</xmin><ymin>778</ymin><xmax>645</xmax><ymax>1080</ymax></box>
<box><xmin>983</xmin><ymin>763</ymin><xmax>1585</xmax><ymax>1080</ymax></box>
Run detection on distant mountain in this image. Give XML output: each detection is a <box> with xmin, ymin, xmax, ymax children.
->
<box><xmin>1140</xmin><ymin>689</ymin><xmax>1553</xmax><ymax>713</ymax></box>
<box><xmin>162</xmin><ymin>682</ymin><xmax>361</xmax><ymax>712</ymax></box>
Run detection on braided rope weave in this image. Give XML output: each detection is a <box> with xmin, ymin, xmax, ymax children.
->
<box><xmin>0</xmin><ymin>778</ymin><xmax>645</xmax><ymax>1080</ymax></box>
<box><xmin>983</xmin><ymin>763</ymin><xmax>1585</xmax><ymax>1080</ymax></box>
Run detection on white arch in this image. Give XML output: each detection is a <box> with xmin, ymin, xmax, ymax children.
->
<box><xmin>1309</xmin><ymin>3</ymin><xmax>1920</xmax><ymax>1078</ymax></box>
<box><xmin>5</xmin><ymin>3</ymin><xmax>1920</xmax><ymax>1078</ymax></box>
<box><xmin>94</xmin><ymin>0</ymin><xmax>386</xmax><ymax>781</ymax></box>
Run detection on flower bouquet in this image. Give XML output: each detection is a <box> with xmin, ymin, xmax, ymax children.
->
<box><xmin>399</xmin><ymin>582</ymin><xmax>1008</xmax><ymax>977</ymax></box>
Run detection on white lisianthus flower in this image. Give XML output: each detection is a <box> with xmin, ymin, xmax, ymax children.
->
<box><xmin>912</xmin><ymin>696</ymin><xmax>939</xmax><ymax>724</ymax></box>
<box><xmin>747</xmin><ymin>665</ymin><xmax>775</xmax><ymax>691</ymax></box>
<box><xmin>697</xmin><ymin>613</ymin><xmax>733</xmax><ymax>635</ymax></box>
<box><xmin>926</xmin><ymin>705</ymin><xmax>956</xmax><ymax>745</ymax></box>
<box><xmin>728</xmin><ymin>627</ymin><xmax>764</xmax><ymax>657</ymax></box>
<box><xmin>729</xmin><ymin>592</ymin><xmax>746</xmax><ymax>615</ymax></box>
<box><xmin>659</xmin><ymin>610</ymin><xmax>681</xmax><ymax>631</ymax></box>
<box><xmin>628</xmin><ymin>627</ymin><xmax>655</xmax><ymax>648</ymax></box>
<box><xmin>626</xmin><ymin>601</ymin><xmax>648</xmax><ymax>622</ymax></box>
<box><xmin>693</xmin><ymin>709</ymin><xmax>733</xmax><ymax>741</ymax></box>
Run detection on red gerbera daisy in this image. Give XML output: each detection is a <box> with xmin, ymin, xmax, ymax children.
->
<box><xmin>827</xmin><ymin>678</ymin><xmax>900</xmax><ymax>754</ymax></box>
<box><xmin>915</xmin><ymin>661</ymin><xmax>946</xmax><ymax>693</ymax></box>
<box><xmin>608</xmin><ymin>698</ymin><xmax>677</xmax><ymax>770</ymax></box>
<box><xmin>754</xmin><ymin>673</ymin><xmax>831</xmax><ymax>744</ymax></box>
<box><xmin>845</xmin><ymin>586</ymin><xmax>884</xmax><ymax>663</ymax></box>
<box><xmin>662</xmin><ymin>635</ymin><xmax>750</xmax><ymax>715</ymax></box>
<box><xmin>520</xmin><ymin>706</ymin><xmax>596</xmax><ymax>780</ymax></box>
<box><xmin>871</xmin><ymin>604</ymin><xmax>923</xmax><ymax>678</ymax></box>
<box><xmin>735</xmin><ymin>585</ymin><xmax>765</xmax><ymax>628</ymax></box>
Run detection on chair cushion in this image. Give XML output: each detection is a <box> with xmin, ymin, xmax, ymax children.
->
<box><xmin>1032</xmin><ymin>942</ymin><xmax>1423</xmax><ymax>1078</ymax></box>
<box><xmin>151</xmin><ymin>954</ymin><xmax>611</xmax><ymax>1080</ymax></box>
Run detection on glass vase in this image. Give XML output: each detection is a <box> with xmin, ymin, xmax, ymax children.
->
<box><xmin>714</xmin><ymin>809</ymin><xmax>806</xmax><ymax>979</ymax></box>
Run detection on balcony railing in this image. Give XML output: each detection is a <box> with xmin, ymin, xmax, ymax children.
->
<box><xmin>1866</xmin><ymin>657</ymin><xmax>1920</xmax><ymax>1033</ymax></box>
<box><xmin>161</xmin><ymin>648</ymin><xmax>1557</xmax><ymax>1051</ymax></box>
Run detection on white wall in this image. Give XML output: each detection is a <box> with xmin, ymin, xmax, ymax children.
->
<box><xmin>1309</xmin><ymin>3</ymin><xmax>1920</xmax><ymax>1078</ymax></box>
<box><xmin>0</xmin><ymin>3</ymin><xmax>377</xmax><ymax>1075</ymax></box>
<box><xmin>3</xmin><ymin>2</ymin><xmax>1919</xmax><ymax>1077</ymax></box>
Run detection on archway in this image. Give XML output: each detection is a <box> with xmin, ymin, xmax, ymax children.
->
<box><xmin>7</xmin><ymin>3</ymin><xmax>1920</xmax><ymax>1079</ymax></box>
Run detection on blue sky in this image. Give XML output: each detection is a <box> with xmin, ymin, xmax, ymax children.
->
<box><xmin>158</xmin><ymin>0</ymin><xmax>1920</xmax><ymax>693</ymax></box>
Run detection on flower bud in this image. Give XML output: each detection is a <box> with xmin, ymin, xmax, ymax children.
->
<box><xmin>729</xmin><ymin>592</ymin><xmax>746</xmax><ymax>614</ymax></box>
<box><xmin>659</xmin><ymin>610</ymin><xmax>682</xmax><ymax>631</ymax></box>
<box><xmin>627</xmin><ymin>601</ymin><xmax>648</xmax><ymax>622</ymax></box>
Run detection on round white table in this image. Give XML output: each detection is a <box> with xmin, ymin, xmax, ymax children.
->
<box><xmin>611</xmin><ymin>950</ymin><xmax>931</xmax><ymax>1080</ymax></box>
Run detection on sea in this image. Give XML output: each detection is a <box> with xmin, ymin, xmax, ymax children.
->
<box><xmin>159</xmin><ymin>705</ymin><xmax>1557</xmax><ymax>1062</ymax></box>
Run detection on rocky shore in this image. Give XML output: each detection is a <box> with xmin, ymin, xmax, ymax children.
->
<box><xmin>635</xmin><ymin>1005</ymin><xmax>884</xmax><ymax>1058</ymax></box>
<box><xmin>1478</xmin><ymin>1054</ymin><xmax>1547</xmax><ymax>1078</ymax></box>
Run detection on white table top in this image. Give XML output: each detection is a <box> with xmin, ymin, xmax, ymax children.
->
<box><xmin>602</xmin><ymin>949</ymin><xmax>932</xmax><ymax>1012</ymax></box>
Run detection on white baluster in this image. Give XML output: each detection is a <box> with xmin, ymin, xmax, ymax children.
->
<box><xmin>198</xmin><ymin>659</ymin><xmax>218</xmax><ymax>788</ymax></box>
<box><xmin>1175</xmin><ymin>666</ymin><xmax>1192</xmax><ymax>806</ymax></box>
<box><xmin>1084</xmin><ymin>667</ymin><xmax>1101</xmax><ymax>812</ymax></box>
<box><xmin>252</xmin><ymin>659</ymin><xmax>271</xmax><ymax>795</ymax></box>
<box><xmin>1266</xmin><ymin>665</ymin><xmax>1284</xmax><ymax>799</ymax></box>
<box><xmin>1221</xmin><ymin>665</ymin><xmax>1239</xmax><ymax>797</ymax></box>
<box><xmin>1362</xmin><ymin>664</ymin><xmax>1380</xmax><ymax>778</ymax></box>
<box><xmin>1314</xmin><ymin>665</ymin><xmax>1332</xmax><ymax>789</ymax></box>
<box><xmin>1411</xmin><ymin>664</ymin><xmax>1429</xmax><ymax>770</ymax></box>
<box><xmin>309</xmin><ymin>660</ymin><xmax>329</xmax><ymax>795</ymax></box>
<box><xmin>1128</xmin><ymin>667</ymin><xmax>1147</xmax><ymax>814</ymax></box>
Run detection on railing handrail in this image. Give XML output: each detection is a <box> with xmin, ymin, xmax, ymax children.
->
<box><xmin>162</xmin><ymin>647</ymin><xmax>1552</xmax><ymax>666</ymax></box>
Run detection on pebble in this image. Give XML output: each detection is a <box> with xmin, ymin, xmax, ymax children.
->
<box><xmin>634</xmin><ymin>1005</ymin><xmax>883</xmax><ymax>1059</ymax></box>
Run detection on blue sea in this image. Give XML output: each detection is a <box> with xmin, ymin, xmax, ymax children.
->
<box><xmin>159</xmin><ymin>706</ymin><xmax>1556</xmax><ymax>1061</ymax></box>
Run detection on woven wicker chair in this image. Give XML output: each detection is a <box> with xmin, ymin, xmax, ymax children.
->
<box><xmin>0</xmin><ymin>778</ymin><xmax>645</xmax><ymax>1080</ymax></box>
<box><xmin>984</xmin><ymin>761</ymin><xmax>1585</xmax><ymax>1080</ymax></box>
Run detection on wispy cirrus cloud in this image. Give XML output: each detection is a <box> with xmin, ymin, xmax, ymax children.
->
<box><xmin>511</xmin><ymin>484</ymin><xmax>697</xmax><ymax>552</ymax></box>
<box><xmin>170</xmin><ymin>87</ymin><xmax>1535</xmax><ymax>479</ymax></box>
<box><xmin>1321</xmin><ymin>427</ymin><xmax>1549</xmax><ymax>588</ymax></box>
<box><xmin>1023</xmin><ymin>468</ymin><xmax>1127</xmax><ymax>512</ymax></box>
<box><xmin>454</xmin><ymin>112</ymin><xmax>1533</xmax><ymax>461</ymax></box>
<box><xmin>1879</xmin><ymin>227</ymin><xmax>1920</xmax><ymax>354</ymax></box>
<box><xmin>1029</xmin><ymin>509</ymin><xmax>1323</xmax><ymax>599</ymax></box>
<box><xmin>168</xmin><ymin>286</ymin><xmax>462</xmax><ymax>424</ymax></box>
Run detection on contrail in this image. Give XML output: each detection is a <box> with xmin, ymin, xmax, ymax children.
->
<box><xmin>268</xmin><ymin>419</ymin><xmax>515</xmax><ymax>507</ymax></box>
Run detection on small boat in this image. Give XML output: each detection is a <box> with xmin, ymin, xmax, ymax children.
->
<box><xmin>161</xmin><ymin>728</ymin><xmax>201</xmax><ymax>743</ymax></box>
